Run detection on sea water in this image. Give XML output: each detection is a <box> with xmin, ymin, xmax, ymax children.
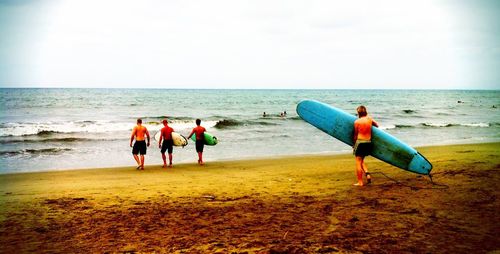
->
<box><xmin>0</xmin><ymin>88</ymin><xmax>499</xmax><ymax>173</ymax></box>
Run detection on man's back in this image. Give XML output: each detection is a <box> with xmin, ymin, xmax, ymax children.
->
<box><xmin>354</xmin><ymin>117</ymin><xmax>375</xmax><ymax>141</ymax></box>
<box><xmin>133</xmin><ymin>125</ymin><xmax>148</xmax><ymax>141</ymax></box>
<box><xmin>161</xmin><ymin>126</ymin><xmax>174</xmax><ymax>140</ymax></box>
<box><xmin>192</xmin><ymin>126</ymin><xmax>206</xmax><ymax>140</ymax></box>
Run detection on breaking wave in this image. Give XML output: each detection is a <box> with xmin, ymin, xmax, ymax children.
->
<box><xmin>214</xmin><ymin>119</ymin><xmax>279</xmax><ymax>129</ymax></box>
<box><xmin>402</xmin><ymin>109</ymin><xmax>416</xmax><ymax>114</ymax></box>
<box><xmin>380</xmin><ymin>122</ymin><xmax>491</xmax><ymax>130</ymax></box>
<box><xmin>0</xmin><ymin>137</ymin><xmax>117</xmax><ymax>145</ymax></box>
<box><xmin>421</xmin><ymin>123</ymin><xmax>490</xmax><ymax>128</ymax></box>
<box><xmin>0</xmin><ymin>148</ymin><xmax>72</xmax><ymax>156</ymax></box>
<box><xmin>0</xmin><ymin>121</ymin><xmax>129</xmax><ymax>137</ymax></box>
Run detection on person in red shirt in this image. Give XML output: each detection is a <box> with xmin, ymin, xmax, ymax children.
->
<box><xmin>353</xmin><ymin>106</ymin><xmax>378</xmax><ymax>186</ymax></box>
<box><xmin>187</xmin><ymin>119</ymin><xmax>206</xmax><ymax>165</ymax></box>
<box><xmin>159</xmin><ymin>119</ymin><xmax>174</xmax><ymax>168</ymax></box>
<box><xmin>130</xmin><ymin>118</ymin><xmax>150</xmax><ymax>170</ymax></box>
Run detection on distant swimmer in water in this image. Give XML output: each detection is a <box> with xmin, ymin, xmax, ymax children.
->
<box><xmin>352</xmin><ymin>106</ymin><xmax>378</xmax><ymax>186</ymax></box>
<box><xmin>130</xmin><ymin>118</ymin><xmax>150</xmax><ymax>170</ymax></box>
<box><xmin>280</xmin><ymin>111</ymin><xmax>287</xmax><ymax>118</ymax></box>
<box><xmin>187</xmin><ymin>119</ymin><xmax>207</xmax><ymax>165</ymax></box>
<box><xmin>263</xmin><ymin>112</ymin><xmax>267</xmax><ymax>117</ymax></box>
<box><xmin>159</xmin><ymin>119</ymin><xmax>174</xmax><ymax>168</ymax></box>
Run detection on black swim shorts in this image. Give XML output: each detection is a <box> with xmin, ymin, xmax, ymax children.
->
<box><xmin>354</xmin><ymin>140</ymin><xmax>372</xmax><ymax>157</ymax></box>
<box><xmin>161</xmin><ymin>139</ymin><xmax>174</xmax><ymax>154</ymax></box>
<box><xmin>195</xmin><ymin>140</ymin><xmax>204</xmax><ymax>153</ymax></box>
<box><xmin>132</xmin><ymin>141</ymin><xmax>147</xmax><ymax>155</ymax></box>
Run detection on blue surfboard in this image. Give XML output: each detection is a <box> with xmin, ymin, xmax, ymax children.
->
<box><xmin>296</xmin><ymin>99</ymin><xmax>432</xmax><ymax>175</ymax></box>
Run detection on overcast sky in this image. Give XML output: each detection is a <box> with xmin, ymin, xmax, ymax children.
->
<box><xmin>0</xmin><ymin>0</ymin><xmax>499</xmax><ymax>89</ymax></box>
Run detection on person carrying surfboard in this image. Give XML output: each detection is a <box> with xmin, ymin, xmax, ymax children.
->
<box><xmin>130</xmin><ymin>118</ymin><xmax>150</xmax><ymax>170</ymax></box>
<box><xmin>187</xmin><ymin>119</ymin><xmax>206</xmax><ymax>165</ymax></box>
<box><xmin>353</xmin><ymin>106</ymin><xmax>378</xmax><ymax>186</ymax></box>
<box><xmin>159</xmin><ymin>119</ymin><xmax>174</xmax><ymax>168</ymax></box>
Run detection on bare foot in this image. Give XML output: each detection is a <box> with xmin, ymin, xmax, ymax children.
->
<box><xmin>353</xmin><ymin>182</ymin><xmax>364</xmax><ymax>187</ymax></box>
<box><xmin>168</xmin><ymin>164</ymin><xmax>173</xmax><ymax>168</ymax></box>
<box><xmin>162</xmin><ymin>164</ymin><xmax>167</xmax><ymax>168</ymax></box>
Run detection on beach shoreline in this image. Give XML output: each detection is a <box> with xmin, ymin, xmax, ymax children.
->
<box><xmin>1</xmin><ymin>142</ymin><xmax>499</xmax><ymax>253</ymax></box>
<box><xmin>2</xmin><ymin>140</ymin><xmax>498</xmax><ymax>175</ymax></box>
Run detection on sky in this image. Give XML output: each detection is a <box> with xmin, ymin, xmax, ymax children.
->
<box><xmin>0</xmin><ymin>0</ymin><xmax>499</xmax><ymax>89</ymax></box>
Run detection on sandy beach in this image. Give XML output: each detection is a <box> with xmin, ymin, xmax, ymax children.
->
<box><xmin>0</xmin><ymin>142</ymin><xmax>499</xmax><ymax>253</ymax></box>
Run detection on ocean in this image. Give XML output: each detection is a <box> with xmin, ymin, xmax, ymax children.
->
<box><xmin>0</xmin><ymin>88</ymin><xmax>499</xmax><ymax>173</ymax></box>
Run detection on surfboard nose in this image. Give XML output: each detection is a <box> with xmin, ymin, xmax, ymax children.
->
<box><xmin>408</xmin><ymin>152</ymin><xmax>433</xmax><ymax>175</ymax></box>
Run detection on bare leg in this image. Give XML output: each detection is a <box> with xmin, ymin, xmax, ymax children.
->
<box><xmin>133</xmin><ymin>154</ymin><xmax>141</xmax><ymax>168</ymax></box>
<box><xmin>161</xmin><ymin>153</ymin><xmax>167</xmax><ymax>168</ymax></box>
<box><xmin>168</xmin><ymin>153</ymin><xmax>173</xmax><ymax>167</ymax></box>
<box><xmin>196</xmin><ymin>149</ymin><xmax>203</xmax><ymax>165</ymax></box>
<box><xmin>140</xmin><ymin>155</ymin><xmax>145</xmax><ymax>170</ymax></box>
<box><xmin>354</xmin><ymin>156</ymin><xmax>364</xmax><ymax>186</ymax></box>
<box><xmin>362</xmin><ymin>161</ymin><xmax>372</xmax><ymax>183</ymax></box>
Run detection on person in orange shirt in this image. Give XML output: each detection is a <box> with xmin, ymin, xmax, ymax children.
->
<box><xmin>353</xmin><ymin>106</ymin><xmax>378</xmax><ymax>186</ymax></box>
<box><xmin>159</xmin><ymin>119</ymin><xmax>174</xmax><ymax>168</ymax></box>
<box><xmin>130</xmin><ymin>118</ymin><xmax>150</xmax><ymax>170</ymax></box>
<box><xmin>187</xmin><ymin>119</ymin><xmax>206</xmax><ymax>165</ymax></box>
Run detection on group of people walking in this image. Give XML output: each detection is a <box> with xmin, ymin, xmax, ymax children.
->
<box><xmin>129</xmin><ymin>118</ymin><xmax>206</xmax><ymax>170</ymax></box>
<box><xmin>130</xmin><ymin>105</ymin><xmax>378</xmax><ymax>187</ymax></box>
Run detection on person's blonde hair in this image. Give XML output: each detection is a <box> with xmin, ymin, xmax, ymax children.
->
<box><xmin>357</xmin><ymin>106</ymin><xmax>367</xmax><ymax>117</ymax></box>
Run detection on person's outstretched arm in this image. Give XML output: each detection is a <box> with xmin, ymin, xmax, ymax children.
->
<box><xmin>187</xmin><ymin>130</ymin><xmax>194</xmax><ymax>140</ymax></box>
<box><xmin>158</xmin><ymin>130</ymin><xmax>163</xmax><ymax>148</ymax></box>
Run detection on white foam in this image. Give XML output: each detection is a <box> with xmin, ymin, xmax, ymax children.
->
<box><xmin>0</xmin><ymin>118</ymin><xmax>223</xmax><ymax>137</ymax></box>
<box><xmin>423</xmin><ymin>122</ymin><xmax>490</xmax><ymax>128</ymax></box>
<box><xmin>166</xmin><ymin>120</ymin><xmax>218</xmax><ymax>132</ymax></box>
<box><xmin>0</xmin><ymin>121</ymin><xmax>132</xmax><ymax>137</ymax></box>
<box><xmin>423</xmin><ymin>123</ymin><xmax>450</xmax><ymax>127</ymax></box>
<box><xmin>122</xmin><ymin>120</ymin><xmax>220</xmax><ymax>136</ymax></box>
<box><xmin>461</xmin><ymin>123</ymin><xmax>489</xmax><ymax>127</ymax></box>
<box><xmin>379</xmin><ymin>124</ymin><xmax>396</xmax><ymax>130</ymax></box>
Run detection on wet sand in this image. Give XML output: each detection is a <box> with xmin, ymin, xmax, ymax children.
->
<box><xmin>1</xmin><ymin>142</ymin><xmax>499</xmax><ymax>253</ymax></box>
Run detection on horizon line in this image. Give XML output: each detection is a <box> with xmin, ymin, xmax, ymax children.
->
<box><xmin>0</xmin><ymin>86</ymin><xmax>498</xmax><ymax>91</ymax></box>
